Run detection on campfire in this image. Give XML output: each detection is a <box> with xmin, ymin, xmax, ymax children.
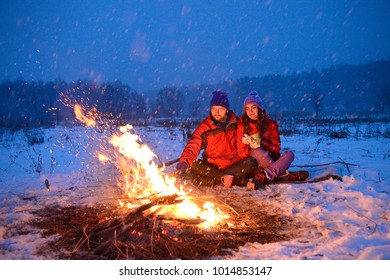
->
<box><xmin>75</xmin><ymin>103</ymin><xmax>231</xmax><ymax>229</ymax></box>
<box><xmin>30</xmin><ymin>104</ymin><xmax>302</xmax><ymax>260</ymax></box>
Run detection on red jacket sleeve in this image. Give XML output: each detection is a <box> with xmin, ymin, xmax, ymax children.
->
<box><xmin>260</xmin><ymin>120</ymin><xmax>281</xmax><ymax>157</ymax></box>
<box><xmin>178</xmin><ymin>118</ymin><xmax>209</xmax><ymax>166</ymax></box>
<box><xmin>236</xmin><ymin>119</ymin><xmax>251</xmax><ymax>159</ymax></box>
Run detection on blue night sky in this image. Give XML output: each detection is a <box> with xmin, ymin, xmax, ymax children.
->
<box><xmin>1</xmin><ymin>0</ymin><xmax>390</xmax><ymax>91</ymax></box>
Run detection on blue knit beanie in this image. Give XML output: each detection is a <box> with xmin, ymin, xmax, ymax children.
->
<box><xmin>244</xmin><ymin>91</ymin><xmax>264</xmax><ymax>111</ymax></box>
<box><xmin>210</xmin><ymin>90</ymin><xmax>230</xmax><ymax>110</ymax></box>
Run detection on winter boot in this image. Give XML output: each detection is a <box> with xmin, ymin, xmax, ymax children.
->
<box><xmin>254</xmin><ymin>170</ymin><xmax>268</xmax><ymax>182</ymax></box>
<box><xmin>247</xmin><ymin>171</ymin><xmax>268</xmax><ymax>190</ymax></box>
<box><xmin>284</xmin><ymin>170</ymin><xmax>309</xmax><ymax>181</ymax></box>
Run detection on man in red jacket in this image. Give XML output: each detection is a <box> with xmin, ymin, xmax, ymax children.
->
<box><xmin>176</xmin><ymin>90</ymin><xmax>257</xmax><ymax>186</ymax></box>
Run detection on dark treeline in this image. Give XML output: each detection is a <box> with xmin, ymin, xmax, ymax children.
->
<box><xmin>1</xmin><ymin>58</ymin><xmax>389</xmax><ymax>130</ymax></box>
<box><xmin>0</xmin><ymin>80</ymin><xmax>148</xmax><ymax>129</ymax></box>
<box><xmin>178</xmin><ymin>58</ymin><xmax>390</xmax><ymax>117</ymax></box>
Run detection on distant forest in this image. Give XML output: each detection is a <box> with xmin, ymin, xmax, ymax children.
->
<box><xmin>1</xmin><ymin>58</ymin><xmax>389</xmax><ymax>129</ymax></box>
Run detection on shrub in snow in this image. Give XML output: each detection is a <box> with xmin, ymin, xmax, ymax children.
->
<box><xmin>24</xmin><ymin>129</ymin><xmax>45</xmax><ymax>146</ymax></box>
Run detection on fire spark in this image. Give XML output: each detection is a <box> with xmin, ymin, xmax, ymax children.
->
<box><xmin>74</xmin><ymin>103</ymin><xmax>229</xmax><ymax>229</ymax></box>
<box><xmin>29</xmin><ymin>100</ymin><xmax>295</xmax><ymax>260</ymax></box>
<box><xmin>104</xmin><ymin>124</ymin><xmax>229</xmax><ymax>229</ymax></box>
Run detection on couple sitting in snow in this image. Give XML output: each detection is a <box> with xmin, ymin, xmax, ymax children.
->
<box><xmin>175</xmin><ymin>90</ymin><xmax>308</xmax><ymax>189</ymax></box>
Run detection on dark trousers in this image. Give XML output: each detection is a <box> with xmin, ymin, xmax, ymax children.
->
<box><xmin>189</xmin><ymin>157</ymin><xmax>258</xmax><ymax>186</ymax></box>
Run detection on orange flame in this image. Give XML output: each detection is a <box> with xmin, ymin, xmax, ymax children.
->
<box><xmin>73</xmin><ymin>103</ymin><xmax>229</xmax><ymax>229</ymax></box>
<box><xmin>109</xmin><ymin>125</ymin><xmax>179</xmax><ymax>198</ymax></box>
<box><xmin>74</xmin><ymin>104</ymin><xmax>96</xmax><ymax>127</ymax></box>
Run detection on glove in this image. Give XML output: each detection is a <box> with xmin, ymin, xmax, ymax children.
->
<box><xmin>242</xmin><ymin>134</ymin><xmax>251</xmax><ymax>145</ymax></box>
<box><xmin>176</xmin><ymin>161</ymin><xmax>188</xmax><ymax>171</ymax></box>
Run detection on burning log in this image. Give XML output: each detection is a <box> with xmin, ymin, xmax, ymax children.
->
<box><xmin>75</xmin><ymin>194</ymin><xmax>184</xmax><ymax>257</ymax></box>
<box><xmin>30</xmin><ymin>186</ymin><xmax>304</xmax><ymax>260</ymax></box>
<box><xmin>156</xmin><ymin>216</ymin><xmax>206</xmax><ymax>225</ymax></box>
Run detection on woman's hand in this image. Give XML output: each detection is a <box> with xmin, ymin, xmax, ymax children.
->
<box><xmin>242</xmin><ymin>134</ymin><xmax>251</xmax><ymax>145</ymax></box>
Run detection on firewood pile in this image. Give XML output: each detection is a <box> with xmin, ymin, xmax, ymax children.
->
<box><xmin>30</xmin><ymin>185</ymin><xmax>302</xmax><ymax>260</ymax></box>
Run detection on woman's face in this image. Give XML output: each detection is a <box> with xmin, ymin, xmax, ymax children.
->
<box><xmin>245</xmin><ymin>103</ymin><xmax>259</xmax><ymax>121</ymax></box>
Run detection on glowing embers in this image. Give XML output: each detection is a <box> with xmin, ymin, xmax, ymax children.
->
<box><xmin>74</xmin><ymin>104</ymin><xmax>97</xmax><ymax>127</ymax></box>
<box><xmin>73</xmin><ymin>103</ymin><xmax>229</xmax><ymax>229</ymax></box>
<box><xmin>107</xmin><ymin>125</ymin><xmax>229</xmax><ymax>229</ymax></box>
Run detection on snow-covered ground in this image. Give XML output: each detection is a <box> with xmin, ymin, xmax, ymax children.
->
<box><xmin>0</xmin><ymin>120</ymin><xmax>389</xmax><ymax>261</ymax></box>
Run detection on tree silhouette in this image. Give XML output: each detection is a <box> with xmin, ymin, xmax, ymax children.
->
<box><xmin>155</xmin><ymin>87</ymin><xmax>184</xmax><ymax>117</ymax></box>
<box><xmin>380</xmin><ymin>83</ymin><xmax>390</xmax><ymax>113</ymax></box>
<box><xmin>311</xmin><ymin>87</ymin><xmax>324</xmax><ymax>117</ymax></box>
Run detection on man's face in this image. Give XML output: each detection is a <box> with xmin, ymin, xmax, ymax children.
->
<box><xmin>211</xmin><ymin>106</ymin><xmax>228</xmax><ymax>122</ymax></box>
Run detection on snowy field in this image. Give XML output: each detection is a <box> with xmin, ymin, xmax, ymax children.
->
<box><xmin>0</xmin><ymin>118</ymin><xmax>389</xmax><ymax>261</ymax></box>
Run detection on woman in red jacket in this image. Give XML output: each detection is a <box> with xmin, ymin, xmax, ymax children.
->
<box><xmin>176</xmin><ymin>90</ymin><xmax>257</xmax><ymax>186</ymax></box>
<box><xmin>238</xmin><ymin>91</ymin><xmax>308</xmax><ymax>188</ymax></box>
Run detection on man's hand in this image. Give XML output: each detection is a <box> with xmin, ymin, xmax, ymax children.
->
<box><xmin>176</xmin><ymin>161</ymin><xmax>188</xmax><ymax>171</ymax></box>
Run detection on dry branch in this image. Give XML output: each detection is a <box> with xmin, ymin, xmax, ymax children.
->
<box><xmin>90</xmin><ymin>194</ymin><xmax>183</xmax><ymax>255</ymax></box>
<box><xmin>30</xmin><ymin>186</ymin><xmax>308</xmax><ymax>260</ymax></box>
<box><xmin>291</xmin><ymin>160</ymin><xmax>359</xmax><ymax>169</ymax></box>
